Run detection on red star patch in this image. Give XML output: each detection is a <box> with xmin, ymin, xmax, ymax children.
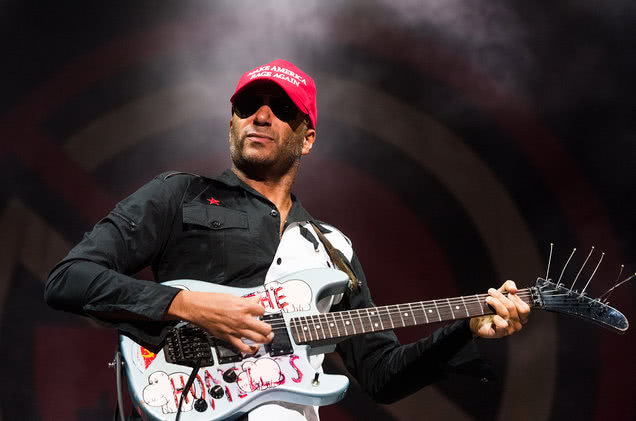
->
<box><xmin>207</xmin><ymin>197</ymin><xmax>220</xmax><ymax>205</ymax></box>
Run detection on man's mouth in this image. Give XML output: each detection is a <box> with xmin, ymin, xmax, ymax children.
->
<box><xmin>246</xmin><ymin>133</ymin><xmax>274</xmax><ymax>143</ymax></box>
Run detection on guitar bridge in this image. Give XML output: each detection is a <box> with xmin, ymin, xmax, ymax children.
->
<box><xmin>164</xmin><ymin>324</ymin><xmax>215</xmax><ymax>367</ymax></box>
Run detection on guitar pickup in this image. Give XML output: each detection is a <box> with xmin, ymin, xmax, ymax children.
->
<box><xmin>262</xmin><ymin>313</ymin><xmax>293</xmax><ymax>356</ymax></box>
<box><xmin>212</xmin><ymin>338</ymin><xmax>243</xmax><ymax>364</ymax></box>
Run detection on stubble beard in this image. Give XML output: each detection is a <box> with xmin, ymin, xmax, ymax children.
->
<box><xmin>229</xmin><ymin>124</ymin><xmax>304</xmax><ymax>181</ymax></box>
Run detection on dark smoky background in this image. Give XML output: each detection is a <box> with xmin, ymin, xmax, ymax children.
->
<box><xmin>1</xmin><ymin>1</ymin><xmax>634</xmax><ymax>420</ymax></box>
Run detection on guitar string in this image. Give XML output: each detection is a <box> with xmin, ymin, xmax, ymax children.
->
<box><xmin>180</xmin><ymin>290</ymin><xmax>613</xmax><ymax>343</ymax></box>
<box><xmin>265</xmin><ymin>292</ymin><xmax>537</xmax><ymax>330</ymax></box>
<box><xmin>280</xmin><ymin>305</ymin><xmax>603</xmax><ymax>340</ymax></box>
<box><xmin>211</xmin><ymin>291</ymin><xmax>616</xmax><ymax>345</ymax></box>
<box><xmin>250</xmin><ymin>287</ymin><xmax>612</xmax><ymax>332</ymax></box>
<box><xmin>264</xmin><ymin>292</ymin><xmax>610</xmax><ymax>333</ymax></box>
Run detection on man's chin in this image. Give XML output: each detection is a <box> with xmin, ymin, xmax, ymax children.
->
<box><xmin>232</xmin><ymin>156</ymin><xmax>273</xmax><ymax>177</ymax></box>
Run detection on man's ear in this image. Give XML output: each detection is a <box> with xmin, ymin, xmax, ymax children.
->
<box><xmin>302</xmin><ymin>128</ymin><xmax>316</xmax><ymax>155</ymax></box>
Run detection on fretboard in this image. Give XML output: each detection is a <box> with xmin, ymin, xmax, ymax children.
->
<box><xmin>290</xmin><ymin>289</ymin><xmax>533</xmax><ymax>345</ymax></box>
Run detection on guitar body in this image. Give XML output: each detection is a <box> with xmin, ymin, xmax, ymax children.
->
<box><xmin>120</xmin><ymin>268</ymin><xmax>351</xmax><ymax>421</ymax></box>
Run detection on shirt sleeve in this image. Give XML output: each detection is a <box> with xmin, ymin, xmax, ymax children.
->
<box><xmin>44</xmin><ymin>173</ymin><xmax>190</xmax><ymax>346</ymax></box>
<box><xmin>334</xmin><ymin>253</ymin><xmax>492</xmax><ymax>404</ymax></box>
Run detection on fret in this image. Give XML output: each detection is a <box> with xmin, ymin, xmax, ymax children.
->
<box><xmin>324</xmin><ymin>314</ymin><xmax>334</xmax><ymax>338</ymax></box>
<box><xmin>292</xmin><ymin>318</ymin><xmax>301</xmax><ymax>343</ymax></box>
<box><xmin>316</xmin><ymin>314</ymin><xmax>326</xmax><ymax>338</ymax></box>
<box><xmin>360</xmin><ymin>309</ymin><xmax>370</xmax><ymax>333</ymax></box>
<box><xmin>446</xmin><ymin>298</ymin><xmax>455</xmax><ymax>319</ymax></box>
<box><xmin>433</xmin><ymin>299</ymin><xmax>442</xmax><ymax>322</ymax></box>
<box><xmin>396</xmin><ymin>305</ymin><xmax>406</xmax><ymax>327</ymax></box>
<box><xmin>460</xmin><ymin>296</ymin><xmax>470</xmax><ymax>317</ymax></box>
<box><xmin>371</xmin><ymin>307</ymin><xmax>384</xmax><ymax>330</ymax></box>
<box><xmin>303</xmin><ymin>316</ymin><xmax>313</xmax><ymax>342</ymax></box>
<box><xmin>319</xmin><ymin>314</ymin><xmax>329</xmax><ymax>339</ymax></box>
<box><xmin>421</xmin><ymin>301</ymin><xmax>430</xmax><ymax>324</ymax></box>
<box><xmin>379</xmin><ymin>308</ymin><xmax>386</xmax><ymax>329</ymax></box>
<box><xmin>407</xmin><ymin>303</ymin><xmax>417</xmax><ymax>325</ymax></box>
<box><xmin>349</xmin><ymin>311</ymin><xmax>357</xmax><ymax>334</ymax></box>
<box><xmin>476</xmin><ymin>294</ymin><xmax>485</xmax><ymax>315</ymax></box>
<box><xmin>340</xmin><ymin>311</ymin><xmax>349</xmax><ymax>335</ymax></box>
<box><xmin>357</xmin><ymin>309</ymin><xmax>371</xmax><ymax>333</ymax></box>
<box><xmin>290</xmin><ymin>317</ymin><xmax>297</xmax><ymax>342</ymax></box>
<box><xmin>311</xmin><ymin>314</ymin><xmax>325</xmax><ymax>340</ymax></box>
<box><xmin>363</xmin><ymin>308</ymin><xmax>373</xmax><ymax>332</ymax></box>
<box><xmin>387</xmin><ymin>306</ymin><xmax>396</xmax><ymax>329</ymax></box>
<box><xmin>329</xmin><ymin>313</ymin><xmax>341</xmax><ymax>338</ymax></box>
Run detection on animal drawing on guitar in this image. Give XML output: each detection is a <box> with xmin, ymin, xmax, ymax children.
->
<box><xmin>143</xmin><ymin>371</ymin><xmax>196</xmax><ymax>414</ymax></box>
<box><xmin>46</xmin><ymin>59</ymin><xmax>542</xmax><ymax>420</ymax></box>
<box><xmin>244</xmin><ymin>279</ymin><xmax>313</xmax><ymax>313</ymax></box>
<box><xmin>236</xmin><ymin>358</ymin><xmax>285</xmax><ymax>392</ymax></box>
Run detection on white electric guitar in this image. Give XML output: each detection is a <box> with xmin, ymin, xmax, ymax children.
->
<box><xmin>120</xmin><ymin>267</ymin><xmax>629</xmax><ymax>421</ymax></box>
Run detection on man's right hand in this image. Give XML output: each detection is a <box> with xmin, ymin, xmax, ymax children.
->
<box><xmin>165</xmin><ymin>290</ymin><xmax>273</xmax><ymax>354</ymax></box>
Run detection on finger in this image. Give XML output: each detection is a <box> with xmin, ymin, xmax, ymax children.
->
<box><xmin>510</xmin><ymin>294</ymin><xmax>531</xmax><ymax>324</ymax></box>
<box><xmin>238</xmin><ymin>328</ymin><xmax>274</xmax><ymax>344</ymax></box>
<box><xmin>491</xmin><ymin>315</ymin><xmax>513</xmax><ymax>337</ymax></box>
<box><xmin>242</xmin><ymin>296</ymin><xmax>266</xmax><ymax>316</ymax></box>
<box><xmin>498</xmin><ymin>280</ymin><xmax>518</xmax><ymax>294</ymax></box>
<box><xmin>492</xmin><ymin>314</ymin><xmax>509</xmax><ymax>330</ymax></box>
<box><xmin>242</xmin><ymin>317</ymin><xmax>273</xmax><ymax>337</ymax></box>
<box><xmin>486</xmin><ymin>294</ymin><xmax>510</xmax><ymax>320</ymax></box>
<box><xmin>489</xmin><ymin>288</ymin><xmax>519</xmax><ymax>322</ymax></box>
<box><xmin>227</xmin><ymin>335</ymin><xmax>254</xmax><ymax>354</ymax></box>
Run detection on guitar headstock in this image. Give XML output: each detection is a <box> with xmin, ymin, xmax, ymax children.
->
<box><xmin>532</xmin><ymin>278</ymin><xmax>629</xmax><ymax>334</ymax></box>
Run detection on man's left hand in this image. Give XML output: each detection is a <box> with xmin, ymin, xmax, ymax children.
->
<box><xmin>469</xmin><ymin>280</ymin><xmax>531</xmax><ymax>338</ymax></box>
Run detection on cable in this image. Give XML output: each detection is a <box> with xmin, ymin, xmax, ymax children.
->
<box><xmin>175</xmin><ymin>358</ymin><xmax>202</xmax><ymax>421</ymax></box>
<box><xmin>112</xmin><ymin>348</ymin><xmax>126</xmax><ymax>421</ymax></box>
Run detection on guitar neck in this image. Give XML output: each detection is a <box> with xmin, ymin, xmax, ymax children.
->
<box><xmin>290</xmin><ymin>288</ymin><xmax>534</xmax><ymax>345</ymax></box>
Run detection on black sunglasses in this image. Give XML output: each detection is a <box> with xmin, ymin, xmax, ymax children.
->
<box><xmin>233</xmin><ymin>94</ymin><xmax>300</xmax><ymax>123</ymax></box>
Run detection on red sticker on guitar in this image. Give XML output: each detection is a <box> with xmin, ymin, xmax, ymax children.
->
<box><xmin>140</xmin><ymin>347</ymin><xmax>158</xmax><ymax>369</ymax></box>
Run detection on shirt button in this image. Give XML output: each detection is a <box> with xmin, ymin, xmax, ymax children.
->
<box><xmin>270</xmin><ymin>209</ymin><xmax>279</xmax><ymax>217</ymax></box>
<box><xmin>276</xmin><ymin>257</ymin><xmax>282</xmax><ymax>265</ymax></box>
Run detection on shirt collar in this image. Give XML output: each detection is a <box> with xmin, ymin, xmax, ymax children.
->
<box><xmin>213</xmin><ymin>169</ymin><xmax>314</xmax><ymax>224</ymax></box>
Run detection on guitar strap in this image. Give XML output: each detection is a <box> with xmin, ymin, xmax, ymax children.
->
<box><xmin>309</xmin><ymin>221</ymin><xmax>360</xmax><ymax>292</ymax></box>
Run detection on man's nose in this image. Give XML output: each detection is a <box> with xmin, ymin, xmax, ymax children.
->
<box><xmin>252</xmin><ymin>103</ymin><xmax>273</xmax><ymax>126</ymax></box>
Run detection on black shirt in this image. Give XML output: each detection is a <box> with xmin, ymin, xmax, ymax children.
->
<box><xmin>45</xmin><ymin>169</ymin><xmax>485</xmax><ymax>405</ymax></box>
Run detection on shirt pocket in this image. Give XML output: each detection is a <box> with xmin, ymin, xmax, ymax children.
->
<box><xmin>164</xmin><ymin>203</ymin><xmax>249</xmax><ymax>282</ymax></box>
<box><xmin>182</xmin><ymin>202</ymin><xmax>248</xmax><ymax>231</ymax></box>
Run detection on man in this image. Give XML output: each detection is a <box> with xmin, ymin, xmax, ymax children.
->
<box><xmin>45</xmin><ymin>59</ymin><xmax>530</xmax><ymax>420</ymax></box>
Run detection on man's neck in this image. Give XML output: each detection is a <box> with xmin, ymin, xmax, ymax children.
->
<box><xmin>231</xmin><ymin>167</ymin><xmax>294</xmax><ymax>213</ymax></box>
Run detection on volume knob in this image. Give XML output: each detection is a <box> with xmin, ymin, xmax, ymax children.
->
<box><xmin>223</xmin><ymin>368</ymin><xmax>237</xmax><ymax>383</ymax></box>
<box><xmin>193</xmin><ymin>398</ymin><xmax>208</xmax><ymax>412</ymax></box>
<box><xmin>209</xmin><ymin>385</ymin><xmax>225</xmax><ymax>399</ymax></box>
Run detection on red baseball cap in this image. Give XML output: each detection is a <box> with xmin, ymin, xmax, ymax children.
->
<box><xmin>230</xmin><ymin>59</ymin><xmax>317</xmax><ymax>128</ymax></box>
